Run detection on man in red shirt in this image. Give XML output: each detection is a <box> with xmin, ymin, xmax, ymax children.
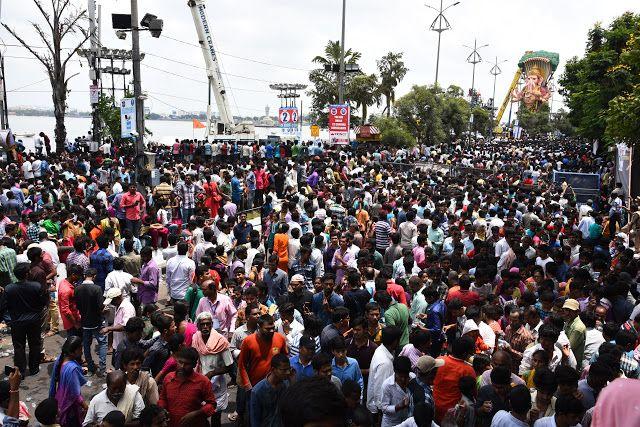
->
<box><xmin>385</xmin><ymin>278</ymin><xmax>408</xmax><ymax>306</ymax></box>
<box><xmin>120</xmin><ymin>183</ymin><xmax>146</xmax><ymax>238</ymax></box>
<box><xmin>446</xmin><ymin>273</ymin><xmax>480</xmax><ymax>307</ymax></box>
<box><xmin>159</xmin><ymin>347</ymin><xmax>217</xmax><ymax>427</ymax></box>
<box><xmin>57</xmin><ymin>264</ymin><xmax>83</xmax><ymax>336</ymax></box>
<box><xmin>237</xmin><ymin>314</ymin><xmax>287</xmax><ymax>393</ymax></box>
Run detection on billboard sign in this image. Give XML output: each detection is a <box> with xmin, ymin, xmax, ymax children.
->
<box><xmin>120</xmin><ymin>98</ymin><xmax>136</xmax><ymax>138</ymax></box>
<box><xmin>279</xmin><ymin>107</ymin><xmax>298</xmax><ymax>134</ymax></box>
<box><xmin>328</xmin><ymin>104</ymin><xmax>350</xmax><ymax>144</ymax></box>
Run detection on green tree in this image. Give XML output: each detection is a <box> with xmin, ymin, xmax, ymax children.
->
<box><xmin>394</xmin><ymin>85</ymin><xmax>445</xmax><ymax>145</ymax></box>
<box><xmin>373</xmin><ymin>116</ymin><xmax>416</xmax><ymax>147</ymax></box>
<box><xmin>550</xmin><ymin>108</ymin><xmax>576</xmax><ymax>136</ymax></box>
<box><xmin>471</xmin><ymin>106</ymin><xmax>490</xmax><ymax>137</ymax></box>
<box><xmin>606</xmin><ymin>83</ymin><xmax>640</xmax><ymax>144</ymax></box>
<box><xmin>559</xmin><ymin>12</ymin><xmax>640</xmax><ymax>144</ymax></box>
<box><xmin>441</xmin><ymin>86</ymin><xmax>471</xmax><ymax>139</ymax></box>
<box><xmin>518</xmin><ymin>103</ymin><xmax>552</xmax><ymax>138</ymax></box>
<box><xmin>377</xmin><ymin>52</ymin><xmax>408</xmax><ymax>117</ymax></box>
<box><xmin>96</xmin><ymin>94</ymin><xmax>121</xmax><ymax>142</ymax></box>
<box><xmin>308</xmin><ymin>40</ymin><xmax>362</xmax><ymax>124</ymax></box>
<box><xmin>348</xmin><ymin>73</ymin><xmax>380</xmax><ymax>125</ymax></box>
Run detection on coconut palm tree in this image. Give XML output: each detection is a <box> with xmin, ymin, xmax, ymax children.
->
<box><xmin>377</xmin><ymin>52</ymin><xmax>408</xmax><ymax>117</ymax></box>
<box><xmin>312</xmin><ymin>40</ymin><xmax>362</xmax><ymax>67</ymax></box>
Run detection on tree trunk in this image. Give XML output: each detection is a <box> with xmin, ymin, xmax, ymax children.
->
<box><xmin>362</xmin><ymin>103</ymin><xmax>368</xmax><ymax>124</ymax></box>
<box><xmin>52</xmin><ymin>80</ymin><xmax>67</xmax><ymax>153</ymax></box>
<box><xmin>386</xmin><ymin>94</ymin><xmax>391</xmax><ymax>117</ymax></box>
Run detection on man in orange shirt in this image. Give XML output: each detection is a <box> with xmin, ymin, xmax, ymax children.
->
<box><xmin>237</xmin><ymin>314</ymin><xmax>287</xmax><ymax>409</ymax></box>
<box><xmin>433</xmin><ymin>335</ymin><xmax>476</xmax><ymax>422</ymax></box>
<box><xmin>120</xmin><ymin>183</ymin><xmax>146</xmax><ymax>238</ymax></box>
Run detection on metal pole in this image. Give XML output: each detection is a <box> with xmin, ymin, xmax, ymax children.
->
<box><xmin>490</xmin><ymin>70</ymin><xmax>497</xmax><ymax>140</ymax></box>
<box><xmin>470</xmin><ymin>40</ymin><xmax>477</xmax><ymax>95</ymax></box>
<box><xmin>131</xmin><ymin>0</ymin><xmax>145</xmax><ymax>179</ymax></box>
<box><xmin>0</xmin><ymin>53</ymin><xmax>7</xmax><ymax>130</ymax></box>
<box><xmin>88</xmin><ymin>0</ymin><xmax>101</xmax><ymax>146</ymax></box>
<box><xmin>111</xmin><ymin>58</ymin><xmax>115</xmax><ymax>102</ymax></box>
<box><xmin>489</xmin><ymin>57</ymin><xmax>503</xmax><ymax>142</ymax></box>
<box><xmin>338</xmin><ymin>0</ymin><xmax>346</xmax><ymax>105</ymax></box>
<box><xmin>434</xmin><ymin>0</ymin><xmax>443</xmax><ymax>86</ymax></box>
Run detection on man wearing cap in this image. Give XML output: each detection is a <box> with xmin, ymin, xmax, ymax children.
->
<box><xmin>562</xmin><ymin>298</ymin><xmax>586</xmax><ymax>364</ymax></box>
<box><xmin>408</xmin><ymin>355</ymin><xmax>444</xmax><ymax>411</ymax></box>
<box><xmin>285</xmin><ymin>274</ymin><xmax>313</xmax><ymax>316</ymax></box>
<box><xmin>101</xmin><ymin>287</ymin><xmax>136</xmax><ymax>354</ymax></box>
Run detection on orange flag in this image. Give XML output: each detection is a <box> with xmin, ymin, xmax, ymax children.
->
<box><xmin>193</xmin><ymin>119</ymin><xmax>206</xmax><ymax>129</ymax></box>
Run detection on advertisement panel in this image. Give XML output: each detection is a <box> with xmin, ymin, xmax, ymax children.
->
<box><xmin>120</xmin><ymin>98</ymin><xmax>136</xmax><ymax>138</ymax></box>
<box><xmin>279</xmin><ymin>107</ymin><xmax>298</xmax><ymax>134</ymax></box>
<box><xmin>328</xmin><ymin>104</ymin><xmax>350</xmax><ymax>144</ymax></box>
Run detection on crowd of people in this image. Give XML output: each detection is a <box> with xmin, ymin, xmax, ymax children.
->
<box><xmin>0</xmin><ymin>133</ymin><xmax>638</xmax><ymax>427</ymax></box>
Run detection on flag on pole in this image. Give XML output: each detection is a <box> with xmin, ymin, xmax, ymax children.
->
<box><xmin>192</xmin><ymin>119</ymin><xmax>206</xmax><ymax>129</ymax></box>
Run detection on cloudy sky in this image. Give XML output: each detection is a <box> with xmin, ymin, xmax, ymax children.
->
<box><xmin>1</xmin><ymin>0</ymin><xmax>638</xmax><ymax>118</ymax></box>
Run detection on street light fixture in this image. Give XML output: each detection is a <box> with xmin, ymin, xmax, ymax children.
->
<box><xmin>489</xmin><ymin>57</ymin><xmax>507</xmax><ymax>140</ymax></box>
<box><xmin>425</xmin><ymin>0</ymin><xmax>460</xmax><ymax>87</ymax></box>
<box><xmin>464</xmin><ymin>39</ymin><xmax>488</xmax><ymax>142</ymax></box>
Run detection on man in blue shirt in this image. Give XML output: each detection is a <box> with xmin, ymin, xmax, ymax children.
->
<box><xmin>250</xmin><ymin>353</ymin><xmax>291</xmax><ymax>427</ymax></box>
<box><xmin>231</xmin><ymin>170</ymin><xmax>244</xmax><ymax>208</ymax></box>
<box><xmin>290</xmin><ymin>336</ymin><xmax>316</xmax><ymax>381</ymax></box>
<box><xmin>331</xmin><ymin>336</ymin><xmax>364</xmax><ymax>395</ymax></box>
<box><xmin>89</xmin><ymin>235</ymin><xmax>114</xmax><ymax>290</ymax></box>
<box><xmin>263</xmin><ymin>254</ymin><xmax>289</xmax><ymax>302</ymax></box>
<box><xmin>233</xmin><ymin>213</ymin><xmax>253</xmax><ymax>246</ymax></box>
<box><xmin>312</xmin><ymin>274</ymin><xmax>345</xmax><ymax>327</ymax></box>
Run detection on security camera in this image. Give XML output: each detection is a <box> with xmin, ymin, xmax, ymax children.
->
<box><xmin>116</xmin><ymin>30</ymin><xmax>127</xmax><ymax>40</ymax></box>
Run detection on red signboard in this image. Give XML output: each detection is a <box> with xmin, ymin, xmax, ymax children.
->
<box><xmin>278</xmin><ymin>107</ymin><xmax>298</xmax><ymax>125</ymax></box>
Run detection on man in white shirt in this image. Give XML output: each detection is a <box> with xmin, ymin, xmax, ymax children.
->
<box><xmin>37</xmin><ymin>232</ymin><xmax>60</xmax><ymax>268</ymax></box>
<box><xmin>32</xmin><ymin>158</ymin><xmax>42</xmax><ymax>178</ymax></box>
<box><xmin>366</xmin><ymin>326</ymin><xmax>402</xmax><ymax>416</ymax></box>
<box><xmin>165</xmin><ymin>241</ymin><xmax>196</xmax><ymax>301</ymax></box>
<box><xmin>104</xmin><ymin>258</ymin><xmax>134</xmax><ymax>300</ymax></box>
<box><xmin>83</xmin><ymin>370</ymin><xmax>145</xmax><ymax>425</ymax></box>
<box><xmin>21</xmin><ymin>158</ymin><xmax>34</xmax><ymax>180</ymax></box>
<box><xmin>519</xmin><ymin>324</ymin><xmax>577</xmax><ymax>375</ymax></box>
<box><xmin>112</xmin><ymin>177</ymin><xmax>124</xmax><ymax>196</ymax></box>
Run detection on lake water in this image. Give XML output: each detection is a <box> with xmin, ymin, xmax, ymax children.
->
<box><xmin>8</xmin><ymin>114</ymin><xmax>338</xmax><ymax>149</ymax></box>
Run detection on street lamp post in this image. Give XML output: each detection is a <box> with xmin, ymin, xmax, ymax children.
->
<box><xmin>465</xmin><ymin>38</ymin><xmax>488</xmax><ymax>142</ymax></box>
<box><xmin>426</xmin><ymin>0</ymin><xmax>460</xmax><ymax>87</ymax></box>
<box><xmin>130</xmin><ymin>0</ymin><xmax>145</xmax><ymax>179</ymax></box>
<box><xmin>489</xmin><ymin>57</ymin><xmax>507</xmax><ymax>141</ymax></box>
<box><xmin>338</xmin><ymin>0</ymin><xmax>347</xmax><ymax>105</ymax></box>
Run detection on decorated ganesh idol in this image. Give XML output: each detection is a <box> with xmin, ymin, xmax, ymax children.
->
<box><xmin>511</xmin><ymin>50</ymin><xmax>559</xmax><ymax>111</ymax></box>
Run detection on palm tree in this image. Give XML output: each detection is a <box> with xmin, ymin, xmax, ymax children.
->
<box><xmin>312</xmin><ymin>40</ymin><xmax>362</xmax><ymax>67</ymax></box>
<box><xmin>309</xmin><ymin>41</ymin><xmax>362</xmax><ymax>123</ymax></box>
<box><xmin>348</xmin><ymin>74</ymin><xmax>380</xmax><ymax>124</ymax></box>
<box><xmin>377</xmin><ymin>52</ymin><xmax>408</xmax><ymax>117</ymax></box>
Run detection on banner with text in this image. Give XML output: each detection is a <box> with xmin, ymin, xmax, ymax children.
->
<box><xmin>120</xmin><ymin>98</ymin><xmax>136</xmax><ymax>138</ymax></box>
<box><xmin>279</xmin><ymin>107</ymin><xmax>298</xmax><ymax>134</ymax></box>
<box><xmin>328</xmin><ymin>104</ymin><xmax>350</xmax><ymax>144</ymax></box>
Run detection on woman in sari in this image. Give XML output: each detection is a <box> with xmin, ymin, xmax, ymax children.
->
<box><xmin>272</xmin><ymin>222</ymin><xmax>289</xmax><ymax>272</ymax></box>
<box><xmin>203</xmin><ymin>176</ymin><xmax>222</xmax><ymax>219</ymax></box>
<box><xmin>49</xmin><ymin>336</ymin><xmax>87</xmax><ymax>427</ymax></box>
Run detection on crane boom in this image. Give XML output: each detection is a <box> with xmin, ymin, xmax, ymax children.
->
<box><xmin>187</xmin><ymin>0</ymin><xmax>235</xmax><ymax>131</ymax></box>
<box><xmin>495</xmin><ymin>69</ymin><xmax>522</xmax><ymax>127</ymax></box>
